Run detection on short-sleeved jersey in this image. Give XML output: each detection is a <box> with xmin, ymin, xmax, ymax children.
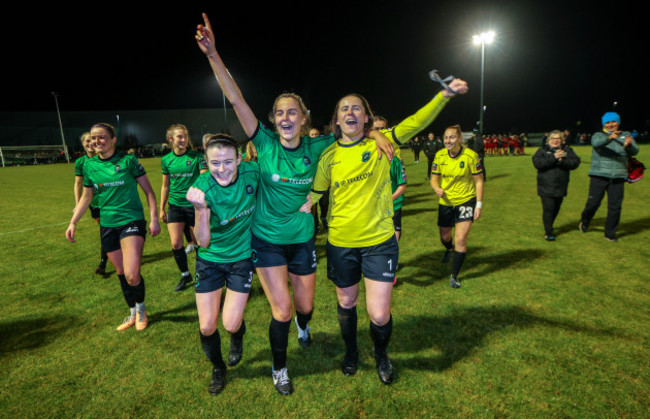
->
<box><xmin>250</xmin><ymin>122</ymin><xmax>335</xmax><ymax>244</ymax></box>
<box><xmin>193</xmin><ymin>161</ymin><xmax>260</xmax><ymax>263</ymax></box>
<box><xmin>74</xmin><ymin>155</ymin><xmax>99</xmax><ymax>207</ymax></box>
<box><xmin>431</xmin><ymin>147</ymin><xmax>483</xmax><ymax>206</ymax></box>
<box><xmin>390</xmin><ymin>156</ymin><xmax>407</xmax><ymax>211</ymax></box>
<box><xmin>311</xmin><ymin>137</ymin><xmax>394</xmax><ymax>248</ymax></box>
<box><xmin>82</xmin><ymin>152</ymin><xmax>146</xmax><ymax>227</ymax></box>
<box><xmin>161</xmin><ymin>149</ymin><xmax>207</xmax><ymax>207</ymax></box>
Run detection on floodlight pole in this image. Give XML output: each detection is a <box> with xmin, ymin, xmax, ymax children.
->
<box><xmin>51</xmin><ymin>91</ymin><xmax>70</xmax><ymax>163</ymax></box>
<box><xmin>479</xmin><ymin>41</ymin><xmax>486</xmax><ymax>139</ymax></box>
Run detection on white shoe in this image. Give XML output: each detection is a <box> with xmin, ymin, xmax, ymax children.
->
<box><xmin>294</xmin><ymin>316</ymin><xmax>312</xmax><ymax>348</ymax></box>
<box><xmin>185</xmin><ymin>244</ymin><xmax>197</xmax><ymax>254</ymax></box>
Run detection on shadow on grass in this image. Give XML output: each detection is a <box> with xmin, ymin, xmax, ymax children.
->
<box><xmin>396</xmin><ymin>247</ymin><xmax>545</xmax><ymax>288</ymax></box>
<box><xmin>555</xmin><ymin>216</ymin><xmax>650</xmax><ymax>238</ymax></box>
<box><xmin>482</xmin><ymin>172</ymin><xmax>510</xmax><ymax>181</ymax></box>
<box><xmin>223</xmin><ymin>330</ymin><xmax>360</xmax><ymax>381</ymax></box>
<box><xmin>141</xmin><ymin>251</ymin><xmax>172</xmax><ymax>266</ymax></box>
<box><xmin>393</xmin><ymin>305</ymin><xmax>620</xmax><ymax>372</ymax></box>
<box><xmin>0</xmin><ymin>316</ymin><xmax>73</xmax><ymax>354</ymax></box>
<box><xmin>149</xmin><ymin>300</ymin><xmax>196</xmax><ymax>324</ymax></box>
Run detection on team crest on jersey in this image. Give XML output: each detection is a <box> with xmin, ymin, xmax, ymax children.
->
<box><xmin>186</xmin><ymin>160</ymin><xmax>192</xmax><ymax>166</ymax></box>
<box><xmin>460</xmin><ymin>161</ymin><xmax>465</xmax><ymax>169</ymax></box>
<box><xmin>476</xmin><ymin>161</ymin><xmax>483</xmax><ymax>171</ymax></box>
<box><xmin>432</xmin><ymin>163</ymin><xmax>438</xmax><ymax>171</ymax></box>
<box><xmin>114</xmin><ymin>165</ymin><xmax>121</xmax><ymax>173</ymax></box>
<box><xmin>246</xmin><ymin>184</ymin><xmax>254</xmax><ymax>195</ymax></box>
<box><xmin>361</xmin><ymin>151</ymin><xmax>371</xmax><ymax>162</ymax></box>
<box><xmin>303</xmin><ymin>156</ymin><xmax>312</xmax><ymax>166</ymax></box>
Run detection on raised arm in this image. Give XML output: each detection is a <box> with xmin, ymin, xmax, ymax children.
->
<box><xmin>196</xmin><ymin>13</ymin><xmax>258</xmax><ymax>138</ymax></box>
<box><xmin>393</xmin><ymin>78</ymin><xmax>469</xmax><ymax>142</ymax></box>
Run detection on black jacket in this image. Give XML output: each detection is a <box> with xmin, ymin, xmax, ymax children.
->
<box><xmin>532</xmin><ymin>144</ymin><xmax>581</xmax><ymax>197</ymax></box>
<box><xmin>422</xmin><ymin>139</ymin><xmax>440</xmax><ymax>158</ymax></box>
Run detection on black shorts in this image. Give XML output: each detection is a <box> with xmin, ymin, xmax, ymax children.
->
<box><xmin>392</xmin><ymin>208</ymin><xmax>402</xmax><ymax>232</ymax></box>
<box><xmin>326</xmin><ymin>235</ymin><xmax>398</xmax><ymax>288</ymax></box>
<box><xmin>195</xmin><ymin>255</ymin><xmax>253</xmax><ymax>294</ymax></box>
<box><xmin>167</xmin><ymin>203</ymin><xmax>195</xmax><ymax>226</ymax></box>
<box><xmin>90</xmin><ymin>206</ymin><xmax>100</xmax><ymax>219</ymax></box>
<box><xmin>251</xmin><ymin>233</ymin><xmax>316</xmax><ymax>275</ymax></box>
<box><xmin>437</xmin><ymin>198</ymin><xmax>476</xmax><ymax>228</ymax></box>
<box><xmin>100</xmin><ymin>219</ymin><xmax>147</xmax><ymax>253</ymax></box>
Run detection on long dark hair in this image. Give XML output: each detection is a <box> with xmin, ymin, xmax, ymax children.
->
<box><xmin>329</xmin><ymin>93</ymin><xmax>375</xmax><ymax>139</ymax></box>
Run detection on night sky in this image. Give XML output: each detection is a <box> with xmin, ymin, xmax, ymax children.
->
<box><xmin>4</xmin><ymin>1</ymin><xmax>647</xmax><ymax>135</ymax></box>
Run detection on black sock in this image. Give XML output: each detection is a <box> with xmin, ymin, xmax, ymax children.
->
<box><xmin>337</xmin><ymin>304</ymin><xmax>358</xmax><ymax>354</ymax></box>
<box><xmin>100</xmin><ymin>247</ymin><xmax>107</xmax><ymax>263</ymax></box>
<box><xmin>441</xmin><ymin>238</ymin><xmax>454</xmax><ymax>250</ymax></box>
<box><xmin>184</xmin><ymin>225</ymin><xmax>193</xmax><ymax>243</ymax></box>
<box><xmin>130</xmin><ymin>276</ymin><xmax>146</xmax><ymax>304</ymax></box>
<box><xmin>269</xmin><ymin>318</ymin><xmax>291</xmax><ymax>370</ymax></box>
<box><xmin>172</xmin><ymin>248</ymin><xmax>189</xmax><ymax>274</ymax></box>
<box><xmin>451</xmin><ymin>251</ymin><xmax>466</xmax><ymax>277</ymax></box>
<box><xmin>200</xmin><ymin>329</ymin><xmax>225</xmax><ymax>369</ymax></box>
<box><xmin>370</xmin><ymin>315</ymin><xmax>393</xmax><ymax>357</ymax></box>
<box><xmin>295</xmin><ymin>309</ymin><xmax>312</xmax><ymax>330</ymax></box>
<box><xmin>231</xmin><ymin>319</ymin><xmax>246</xmax><ymax>339</ymax></box>
<box><xmin>118</xmin><ymin>274</ymin><xmax>136</xmax><ymax>308</ymax></box>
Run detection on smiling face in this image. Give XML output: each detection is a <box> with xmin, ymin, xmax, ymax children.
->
<box><xmin>169</xmin><ymin>128</ymin><xmax>190</xmax><ymax>153</ymax></box>
<box><xmin>81</xmin><ymin>133</ymin><xmax>95</xmax><ymax>156</ymax></box>
<box><xmin>206</xmin><ymin>144</ymin><xmax>240</xmax><ymax>186</ymax></box>
<box><xmin>603</xmin><ymin>120</ymin><xmax>620</xmax><ymax>133</ymax></box>
<box><xmin>443</xmin><ymin>127</ymin><xmax>463</xmax><ymax>153</ymax></box>
<box><xmin>90</xmin><ymin>126</ymin><xmax>117</xmax><ymax>157</ymax></box>
<box><xmin>547</xmin><ymin>133</ymin><xmax>563</xmax><ymax>148</ymax></box>
<box><xmin>336</xmin><ymin>95</ymin><xmax>369</xmax><ymax>141</ymax></box>
<box><xmin>273</xmin><ymin>97</ymin><xmax>307</xmax><ymax>143</ymax></box>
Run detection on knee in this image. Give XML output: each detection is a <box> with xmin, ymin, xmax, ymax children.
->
<box><xmin>125</xmin><ymin>272</ymin><xmax>141</xmax><ymax>286</ymax></box>
<box><xmin>222</xmin><ymin>316</ymin><xmax>242</xmax><ymax>334</ymax></box>
<box><xmin>368</xmin><ymin>308</ymin><xmax>391</xmax><ymax>326</ymax></box>
<box><xmin>200</xmin><ymin>320</ymin><xmax>218</xmax><ymax>336</ymax></box>
<box><xmin>338</xmin><ymin>294</ymin><xmax>358</xmax><ymax>310</ymax></box>
<box><xmin>272</xmin><ymin>302</ymin><xmax>293</xmax><ymax>322</ymax></box>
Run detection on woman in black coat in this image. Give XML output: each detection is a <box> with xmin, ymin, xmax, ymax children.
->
<box><xmin>532</xmin><ymin>130</ymin><xmax>581</xmax><ymax>240</ymax></box>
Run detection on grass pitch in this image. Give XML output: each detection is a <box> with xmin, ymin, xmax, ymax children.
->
<box><xmin>1</xmin><ymin>145</ymin><xmax>649</xmax><ymax>418</ymax></box>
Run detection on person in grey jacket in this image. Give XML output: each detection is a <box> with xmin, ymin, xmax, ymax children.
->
<box><xmin>532</xmin><ymin>130</ymin><xmax>580</xmax><ymax>240</ymax></box>
<box><xmin>579</xmin><ymin>112</ymin><xmax>639</xmax><ymax>241</ymax></box>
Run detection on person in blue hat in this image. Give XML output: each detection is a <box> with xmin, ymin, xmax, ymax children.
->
<box><xmin>579</xmin><ymin>112</ymin><xmax>639</xmax><ymax>241</ymax></box>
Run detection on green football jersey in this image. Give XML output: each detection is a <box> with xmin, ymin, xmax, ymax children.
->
<box><xmin>161</xmin><ymin>149</ymin><xmax>207</xmax><ymax>207</ymax></box>
<box><xmin>82</xmin><ymin>152</ymin><xmax>146</xmax><ymax>227</ymax></box>
<box><xmin>250</xmin><ymin>122</ymin><xmax>335</xmax><ymax>244</ymax></box>
<box><xmin>194</xmin><ymin>161</ymin><xmax>260</xmax><ymax>263</ymax></box>
<box><xmin>74</xmin><ymin>155</ymin><xmax>99</xmax><ymax>208</ymax></box>
<box><xmin>390</xmin><ymin>156</ymin><xmax>407</xmax><ymax>211</ymax></box>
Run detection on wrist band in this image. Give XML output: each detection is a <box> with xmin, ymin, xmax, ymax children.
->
<box><xmin>476</xmin><ymin>201</ymin><xmax>483</xmax><ymax>209</ymax></box>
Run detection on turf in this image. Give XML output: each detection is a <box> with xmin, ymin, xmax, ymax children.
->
<box><xmin>1</xmin><ymin>145</ymin><xmax>649</xmax><ymax>418</ymax></box>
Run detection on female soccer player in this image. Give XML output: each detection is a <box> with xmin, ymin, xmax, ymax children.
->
<box><xmin>242</xmin><ymin>141</ymin><xmax>258</xmax><ymax>162</ymax></box>
<box><xmin>311</xmin><ymin>81</ymin><xmax>468</xmax><ymax>385</ymax></box>
<box><xmin>73</xmin><ymin>132</ymin><xmax>107</xmax><ymax>274</ymax></box>
<box><xmin>185</xmin><ymin>134</ymin><xmax>259</xmax><ymax>395</ymax></box>
<box><xmin>194</xmin><ymin>13</ymin><xmax>393</xmax><ymax>395</ymax></box>
<box><xmin>430</xmin><ymin>125</ymin><xmax>483</xmax><ymax>289</ymax></box>
<box><xmin>66</xmin><ymin>122</ymin><xmax>160</xmax><ymax>331</ymax></box>
<box><xmin>160</xmin><ymin>124</ymin><xmax>207</xmax><ymax>292</ymax></box>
